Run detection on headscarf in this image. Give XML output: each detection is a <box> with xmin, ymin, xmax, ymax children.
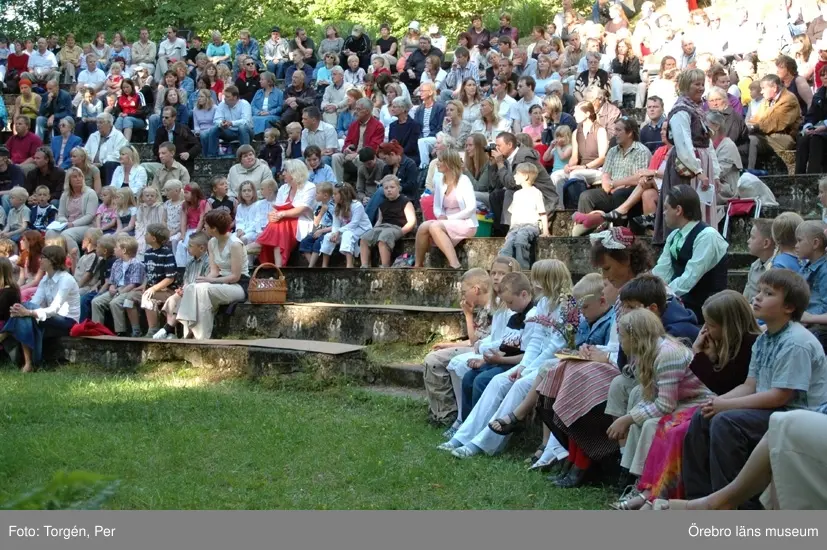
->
<box><xmin>589</xmin><ymin>227</ymin><xmax>635</xmax><ymax>250</ymax></box>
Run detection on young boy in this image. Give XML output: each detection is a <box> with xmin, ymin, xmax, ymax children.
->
<box><xmin>499</xmin><ymin>163</ymin><xmax>550</xmax><ymax>269</ymax></box>
<box><xmin>259</xmin><ymin>127</ymin><xmax>283</xmax><ymax>178</ymax></box>
<box><xmin>683</xmin><ymin>269</ymin><xmax>827</xmax><ymax>508</ymax></box>
<box><xmin>744</xmin><ymin>80</ymin><xmax>763</xmax><ymax>122</ymax></box>
<box><xmin>771</xmin><ymin>211</ymin><xmax>803</xmax><ymax>271</ymax></box>
<box><xmin>2</xmin><ymin>187</ymin><xmax>30</xmax><ymax>242</ymax></box>
<box><xmin>652</xmin><ymin>184</ymin><xmax>728</xmax><ymax>324</ymax></box>
<box><xmin>359</xmin><ymin>175</ymin><xmax>417</xmax><ymax>268</ymax></box>
<box><xmin>285</xmin><ymin>122</ymin><xmax>302</xmax><ymax>160</ymax></box>
<box><xmin>91</xmin><ymin>235</ymin><xmax>146</xmax><ymax>337</ymax></box>
<box><xmin>743</xmin><ymin>219</ymin><xmax>776</xmax><ymax>303</ymax></box>
<box><xmin>794</xmin><ymin>220</ymin><xmax>827</xmax><ymax>349</ymax></box>
<box><xmin>152</xmin><ymin>232</ymin><xmax>210</xmax><ymax>340</ymax></box>
<box><xmin>299</xmin><ymin>181</ymin><xmax>335</xmax><ymax>268</ymax></box>
<box><xmin>80</xmin><ymin>235</ymin><xmax>117</xmax><ymax>321</ymax></box>
<box><xmin>207</xmin><ymin>176</ymin><xmax>236</xmax><ymax>218</ymax></box>
<box><xmin>74</xmin><ymin>228</ymin><xmax>103</xmax><ymax>295</ymax></box>
<box><xmin>819</xmin><ymin>176</ymin><xmax>827</xmax><ymax>224</ymax></box>
<box><xmin>424</xmin><ymin>268</ymin><xmax>495</xmax><ymax>427</ymax></box>
<box><xmin>140</xmin><ymin>224</ymin><xmax>179</xmax><ymax>338</ymax></box>
<box><xmin>28</xmin><ymin>185</ymin><xmax>58</xmax><ymax>233</ymax></box>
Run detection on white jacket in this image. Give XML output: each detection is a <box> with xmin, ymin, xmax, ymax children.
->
<box><xmin>84</xmin><ymin>128</ymin><xmax>129</xmax><ymax>164</ymax></box>
<box><xmin>432</xmin><ymin>174</ymin><xmax>478</xmax><ymax>228</ymax></box>
<box><xmin>332</xmin><ymin>200</ymin><xmax>372</xmax><ymax>237</ymax></box>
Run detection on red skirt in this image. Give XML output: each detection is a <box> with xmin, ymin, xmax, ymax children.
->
<box><xmin>257</xmin><ymin>202</ymin><xmax>299</xmax><ymax>265</ymax></box>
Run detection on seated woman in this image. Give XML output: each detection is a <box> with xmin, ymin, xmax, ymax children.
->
<box><xmin>795</xmin><ymin>64</ymin><xmax>827</xmax><ymax>175</ymax></box>
<box><xmin>251</xmin><ymin>160</ymin><xmax>316</xmax><ymax>267</ymax></box>
<box><xmin>176</xmin><ymin>210</ymin><xmax>249</xmax><ymax>340</ymax></box>
<box><xmin>48</xmin><ymin>167</ymin><xmax>99</xmax><ymax>257</ymax></box>
<box><xmin>110</xmin><ymin>146</ymin><xmax>148</xmax><ymax>196</ymax></box>
<box><xmin>148</xmin><ymin>87</ymin><xmax>189</xmax><ymax>144</ymax></box>
<box><xmin>441</xmin><ymin>100</ymin><xmax>473</xmax><ymax>150</ymax></box>
<box><xmin>463</xmin><ymin>133</ymin><xmax>493</xmax><ymax>206</ymax></box>
<box><xmin>469</xmin><ymin>97</ymin><xmax>512</xmax><ymax>143</ymax></box>
<box><xmin>251</xmin><ymin>71</ymin><xmax>283</xmax><ymax>137</ymax></box>
<box><xmin>0</xmin><ymin>258</ymin><xmax>21</xmax><ymax>332</ymax></box>
<box><xmin>414</xmin><ymin>149</ymin><xmax>477</xmax><ymax>269</ymax></box>
<box><xmin>112</xmin><ymin>78</ymin><xmax>148</xmax><ymax>142</ymax></box>
<box><xmin>609</xmin><ymin>38</ymin><xmax>646</xmax><ymax>109</ymax></box>
<box><xmin>0</xmin><ymin>245</ymin><xmax>78</xmax><ymax>372</ymax></box>
<box><xmin>51</xmin><ymin>117</ymin><xmax>83</xmax><ymax>170</ymax></box>
<box><xmin>706</xmin><ymin>111</ymin><xmax>741</xmax><ymax>206</ymax></box>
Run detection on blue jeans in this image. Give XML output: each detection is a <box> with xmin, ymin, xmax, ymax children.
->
<box><xmin>461</xmin><ymin>364</ymin><xmax>508</xmax><ymax>421</ymax></box>
<box><xmin>365</xmin><ymin>188</ymin><xmax>385</xmax><ymax>225</ymax></box>
<box><xmin>202</xmin><ymin>125</ymin><xmax>253</xmax><ymax>157</ymax></box>
<box><xmin>253</xmin><ymin>115</ymin><xmax>279</xmax><ymax>135</ymax></box>
<box><xmin>35</xmin><ymin>116</ymin><xmax>57</xmax><ymax>141</ymax></box>
<box><xmin>298</xmin><ymin>234</ymin><xmax>324</xmax><ymax>254</ymax></box>
<box><xmin>267</xmin><ymin>61</ymin><xmax>288</xmax><ymax>80</ymax></box>
<box><xmin>1</xmin><ymin>301</ymin><xmax>77</xmax><ymax>365</ymax></box>
<box><xmin>80</xmin><ymin>291</ymin><xmax>97</xmax><ymax>322</ymax></box>
<box><xmin>114</xmin><ymin>116</ymin><xmax>146</xmax><ymax>131</ymax></box>
<box><xmin>147</xmin><ymin>114</ymin><xmax>162</xmax><ymax>143</ymax></box>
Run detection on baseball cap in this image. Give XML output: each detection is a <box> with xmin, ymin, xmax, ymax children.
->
<box><xmin>271</xmin><ymin>26</ymin><xmax>281</xmax><ymax>34</ymax></box>
<box><xmin>408</xmin><ymin>21</ymin><xmax>420</xmax><ymax>31</ymax></box>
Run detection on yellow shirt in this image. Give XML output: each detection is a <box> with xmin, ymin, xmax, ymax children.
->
<box><xmin>737</xmin><ymin>76</ymin><xmax>753</xmax><ymax>107</ymax></box>
<box><xmin>59</xmin><ymin>45</ymin><xmax>82</xmax><ymax>66</ymax></box>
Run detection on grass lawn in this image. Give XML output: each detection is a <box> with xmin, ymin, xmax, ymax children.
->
<box><xmin>0</xmin><ymin>366</ymin><xmax>612</xmax><ymax>509</ymax></box>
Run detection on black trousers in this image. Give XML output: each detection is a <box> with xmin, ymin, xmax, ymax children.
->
<box><xmin>682</xmin><ymin>407</ymin><xmax>783</xmax><ymax>509</ymax></box>
<box><xmin>795</xmin><ymin>133</ymin><xmax>827</xmax><ymax>174</ymax></box>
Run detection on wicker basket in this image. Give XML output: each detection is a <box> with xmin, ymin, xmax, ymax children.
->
<box><xmin>248</xmin><ymin>263</ymin><xmax>287</xmax><ymax>304</ymax></box>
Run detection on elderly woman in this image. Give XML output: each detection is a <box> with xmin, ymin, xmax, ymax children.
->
<box><xmin>0</xmin><ymin>245</ymin><xmax>78</xmax><ymax>372</ymax></box>
<box><xmin>48</xmin><ymin>166</ymin><xmax>99</xmax><ymax>255</ymax></box>
<box><xmin>610</xmin><ymin>37</ymin><xmax>646</xmax><ymax>109</ymax></box>
<box><xmin>251</xmin><ymin>72</ymin><xmax>283</xmax><ymax>136</ymax></box>
<box><xmin>706</xmin><ymin>111</ymin><xmax>741</xmax><ymax>205</ymax></box>
<box><xmin>110</xmin><ymin>145</ymin><xmax>148</xmax><ymax>196</ymax></box>
<box><xmin>228</xmin><ymin>144</ymin><xmax>271</xmax><ymax>200</ymax></box>
<box><xmin>414</xmin><ymin>149</ymin><xmax>477</xmax><ymax>269</ymax></box>
<box><xmin>654</xmin><ymin>69</ymin><xmax>720</xmax><ymax>244</ymax></box>
<box><xmin>470</xmin><ymin>97</ymin><xmax>511</xmax><ymax>143</ymax></box>
<box><xmin>51</xmin><ymin>117</ymin><xmax>82</xmax><ymax>170</ymax></box>
<box><xmin>252</xmin><ymin>160</ymin><xmax>316</xmax><ymax>267</ymax></box>
<box><xmin>796</xmin><ymin>65</ymin><xmax>827</xmax><ymax>175</ymax></box>
<box><xmin>387</xmin><ymin>95</ymin><xmax>421</xmax><ymax>164</ymax></box>
<box><xmin>176</xmin><ymin>210</ymin><xmax>249</xmax><ymax>340</ymax></box>
<box><xmin>574</xmin><ymin>52</ymin><xmax>610</xmax><ymax>102</ymax></box>
<box><xmin>379</xmin><ymin>82</ymin><xmax>402</xmax><ymax>132</ymax></box>
<box><xmin>206</xmin><ymin>32</ymin><xmax>232</xmax><ymax>68</ymax></box>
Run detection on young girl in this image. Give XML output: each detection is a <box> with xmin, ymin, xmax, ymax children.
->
<box><xmin>0</xmin><ymin>257</ymin><xmax>21</xmax><ymax>330</ymax></box>
<box><xmin>550</xmin><ymin>125</ymin><xmax>573</xmax><ymax>172</ymax></box>
<box><xmin>94</xmin><ymin>186</ymin><xmax>118</xmax><ymax>234</ymax></box>
<box><xmin>102</xmin><ymin>61</ymin><xmax>124</xmax><ymax>98</ymax></box>
<box><xmin>135</xmin><ymin>186</ymin><xmax>167</xmax><ymax>259</ymax></box>
<box><xmin>632</xmin><ymin>290</ymin><xmax>759</xmax><ymax>508</ymax></box>
<box><xmin>522</xmin><ymin>104</ymin><xmax>545</xmax><ymax>143</ymax></box>
<box><xmin>608</xmin><ymin>308</ymin><xmax>713</xmax><ymax>510</ymax></box>
<box><xmin>114</xmin><ymin>187</ymin><xmax>137</xmax><ymax>236</ymax></box>
<box><xmin>319</xmin><ymin>183</ymin><xmax>372</xmax><ymax>268</ymax></box>
<box><xmin>344</xmin><ymin>55</ymin><xmax>366</xmax><ymax>87</ymax></box>
<box><xmin>442</xmin><ymin>259</ymin><xmax>577</xmax><ymax>459</ymax></box>
<box><xmin>234</xmin><ymin>181</ymin><xmax>263</xmax><ymax>246</ymax></box>
<box><xmin>162</xmin><ymin>179</ymin><xmax>184</xmax><ymax>254</ymax></box>
<box><xmin>17</xmin><ymin>230</ymin><xmax>45</xmax><ymax>303</ymax></box>
<box><xmin>74</xmin><ymin>228</ymin><xmax>103</xmax><ymax>296</ymax></box>
<box><xmin>216</xmin><ymin>64</ymin><xmax>233</xmax><ymax>99</ymax></box>
<box><xmin>174</xmin><ymin>185</ymin><xmax>210</xmax><ymax>267</ymax></box>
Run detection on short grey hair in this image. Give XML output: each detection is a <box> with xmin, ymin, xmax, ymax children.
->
<box><xmin>195</xmin><ymin>52</ymin><xmax>208</xmax><ymax>62</ymax></box>
<box><xmin>391</xmin><ymin>96</ymin><xmax>412</xmax><ymax>111</ymax></box>
<box><xmin>584</xmin><ymin>86</ymin><xmax>606</xmax><ymax>102</ymax></box>
<box><xmin>586</xmin><ymin>51</ymin><xmax>601</xmax><ymax>62</ymax></box>
<box><xmin>96</xmin><ymin>112</ymin><xmax>114</xmax><ymax>124</ymax></box>
<box><xmin>707</xmin><ymin>86</ymin><xmax>727</xmax><ymax>101</ymax></box>
<box><xmin>259</xmin><ymin>71</ymin><xmax>276</xmax><ymax>87</ymax></box>
<box><xmin>706</xmin><ymin>111</ymin><xmax>725</xmax><ymax>129</ymax></box>
<box><xmin>212</xmin><ymin>31</ymin><xmax>222</xmax><ymax>40</ymax></box>
<box><xmin>356</xmin><ymin>97</ymin><xmax>373</xmax><ymax>111</ymax></box>
<box><xmin>437</xmin><ymin>133</ymin><xmax>461</xmax><ymax>152</ymax></box>
<box><xmin>545</xmin><ymin>80</ymin><xmax>563</xmax><ymax>94</ymax></box>
<box><xmin>331</xmin><ymin>65</ymin><xmax>345</xmax><ymax>75</ymax></box>
<box><xmin>60</xmin><ymin>116</ymin><xmax>76</xmax><ymax>130</ymax></box>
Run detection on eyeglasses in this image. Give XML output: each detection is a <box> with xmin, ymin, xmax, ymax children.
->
<box><xmin>162</xmin><ymin>116</ymin><xmax>174</xmax><ymax>120</ymax></box>
<box><xmin>245</xmin><ymin>63</ymin><xmax>254</xmax><ymax>66</ymax></box>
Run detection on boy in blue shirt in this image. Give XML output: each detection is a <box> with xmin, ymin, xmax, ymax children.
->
<box><xmin>770</xmin><ymin>212</ymin><xmax>803</xmax><ymax>272</ymax></box>
<box><xmin>298</xmin><ymin>181</ymin><xmax>335</xmax><ymax>267</ymax></box>
<box><xmin>795</xmin><ymin>220</ymin><xmax>827</xmax><ymax>351</ymax></box>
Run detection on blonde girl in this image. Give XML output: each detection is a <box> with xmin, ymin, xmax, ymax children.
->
<box><xmin>444</xmin><ymin>256</ymin><xmax>521</xmax><ymax>434</ymax></box>
<box><xmin>174</xmin><ymin>185</ymin><xmax>210</xmax><ymax>267</ymax></box>
<box><xmin>162</xmin><ymin>179</ymin><xmax>184</xmax><ymax>253</ymax></box>
<box><xmin>69</xmin><ymin>147</ymin><xmax>102</xmax><ymax>194</ymax></box>
<box><xmin>216</xmin><ymin>64</ymin><xmax>232</xmax><ymax>99</ymax></box>
<box><xmin>234</xmin><ymin>181</ymin><xmax>262</xmax><ymax>245</ymax></box>
<box><xmin>551</xmin><ymin>125</ymin><xmax>573</xmax><ymax>172</ymax></box>
<box><xmin>135</xmin><ymin>186</ymin><xmax>166</xmax><ymax>259</ymax></box>
<box><xmin>95</xmin><ymin>186</ymin><xmax>118</xmax><ymax>234</ymax></box>
<box><xmin>608</xmin><ymin>308</ymin><xmax>712</xmax><ymax>510</ymax></box>
<box><xmin>114</xmin><ymin>187</ymin><xmax>137</xmax><ymax>236</ymax></box>
<box><xmin>319</xmin><ymin>183</ymin><xmax>372</xmax><ymax>268</ymax></box>
<box><xmin>442</xmin><ymin>259</ymin><xmax>576</xmax><ymax>459</ymax></box>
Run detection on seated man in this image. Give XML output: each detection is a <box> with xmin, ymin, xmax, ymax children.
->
<box><xmin>201</xmin><ymin>86</ymin><xmax>252</xmax><ymax>158</ymax></box>
<box><xmin>747</xmin><ymin>74</ymin><xmax>802</xmax><ymax>170</ymax></box>
<box><xmin>23</xmin><ymin>38</ymin><xmax>58</xmax><ymax>88</ymax></box>
<box><xmin>83</xmin><ymin>112</ymin><xmax>129</xmax><ymax>185</ymax></box>
<box><xmin>682</xmin><ymin>269</ymin><xmax>827</xmax><ymax>509</ymax></box>
<box><xmin>331</xmin><ymin>98</ymin><xmax>384</xmax><ymax>184</ymax></box>
<box><xmin>652</xmin><ymin>184</ymin><xmax>728</xmax><ymax>324</ymax></box>
<box><xmin>35</xmin><ymin>80</ymin><xmax>73</xmax><ymax>141</ymax></box>
<box><xmin>234</xmin><ymin>29</ymin><xmax>262</xmax><ymax>74</ymax></box>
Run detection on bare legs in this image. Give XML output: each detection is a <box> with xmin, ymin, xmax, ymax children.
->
<box><xmin>414</xmin><ymin>221</ymin><xmax>461</xmax><ymax>269</ymax></box>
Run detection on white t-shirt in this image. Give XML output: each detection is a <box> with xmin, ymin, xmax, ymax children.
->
<box><xmin>508</xmin><ymin>95</ymin><xmax>542</xmax><ymax>130</ymax></box>
<box><xmin>77</xmin><ymin>68</ymin><xmax>107</xmax><ymax>91</ymax></box>
<box><xmin>508</xmin><ymin>186</ymin><xmax>545</xmax><ymax>227</ymax></box>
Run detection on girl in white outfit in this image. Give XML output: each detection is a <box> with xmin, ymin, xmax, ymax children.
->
<box><xmin>319</xmin><ymin>183</ymin><xmax>373</xmax><ymax>268</ymax></box>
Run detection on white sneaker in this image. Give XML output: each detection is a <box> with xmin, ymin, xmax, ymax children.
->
<box><xmin>437</xmin><ymin>441</ymin><xmax>461</xmax><ymax>452</ymax></box>
<box><xmin>165</xmin><ymin>333</ymin><xmax>178</xmax><ymax>340</ymax></box>
<box><xmin>152</xmin><ymin>328</ymin><xmax>168</xmax><ymax>340</ymax></box>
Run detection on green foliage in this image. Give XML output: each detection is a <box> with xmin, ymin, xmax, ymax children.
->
<box><xmin>2</xmin><ymin>471</ymin><xmax>120</xmax><ymax>510</ymax></box>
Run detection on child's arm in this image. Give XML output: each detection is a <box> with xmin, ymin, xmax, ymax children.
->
<box><xmin>539</xmin><ymin>212</ymin><xmax>550</xmax><ymax>237</ymax></box>
<box><xmin>313</xmin><ymin>204</ymin><xmax>327</xmax><ymax>227</ymax></box>
<box><xmin>401</xmin><ymin>203</ymin><xmax>417</xmax><ymax>235</ymax></box>
<box><xmin>118</xmin><ymin>264</ymin><xmax>145</xmax><ymax>295</ymax></box>
<box><xmin>122</xmin><ymin>212</ymin><xmax>136</xmax><ymax>233</ymax></box>
<box><xmin>558</xmin><ymin>145</ymin><xmax>573</xmax><ymax>161</ymax></box>
<box><xmin>195</xmin><ymin>202</ymin><xmax>211</xmax><ymax>232</ymax></box>
<box><xmin>94</xmin><ymin>213</ymin><xmax>102</xmax><ymax>229</ymax></box>
<box><xmin>8</xmin><ymin>221</ymin><xmax>29</xmax><ymax>238</ymax></box>
<box><xmin>179</xmin><ymin>207</ymin><xmax>188</xmax><ymax>239</ymax></box>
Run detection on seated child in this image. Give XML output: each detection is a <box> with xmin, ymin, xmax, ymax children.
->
<box><xmin>285</xmin><ymin>122</ymin><xmax>303</xmax><ymax>160</ymax></box>
<box><xmin>207</xmin><ymin>176</ymin><xmax>236</xmax><ymax>218</ymax></box>
<box><xmin>234</xmin><ymin>181</ymin><xmax>265</xmax><ymax>246</ymax></box>
<box><xmin>74</xmin><ymin>228</ymin><xmax>103</xmax><ymax>295</ymax></box>
<box><xmin>771</xmin><ymin>211</ymin><xmax>803</xmax><ymax>271</ymax></box>
<box><xmin>298</xmin><ymin>181</ymin><xmax>335</xmax><ymax>268</ymax></box>
<box><xmin>28</xmin><ymin>185</ymin><xmax>58</xmax><ymax>232</ymax></box>
<box><xmin>79</xmin><ymin>235</ymin><xmax>117</xmax><ymax>321</ymax></box>
<box><xmin>795</xmin><ymin>220</ymin><xmax>827</xmax><ymax>350</ymax></box>
<box><xmin>95</xmin><ymin>186</ymin><xmax>118</xmax><ymax>235</ymax></box>
<box><xmin>2</xmin><ymin>187</ymin><xmax>31</xmax><ymax>243</ymax></box>
<box><xmin>682</xmin><ymin>269</ymin><xmax>827</xmax><ymax>508</ymax></box>
<box><xmin>135</xmin><ymin>186</ymin><xmax>166</xmax><ymax>259</ymax></box>
<box><xmin>743</xmin><ymin>219</ymin><xmax>775</xmax><ymax>303</ymax></box>
<box><xmin>423</xmin><ymin>267</ymin><xmax>495</xmax><ymax>427</ymax></box>
<box><xmin>259</xmin><ymin>128</ymin><xmax>283</xmax><ymax>178</ymax></box>
<box><xmin>140</xmin><ymin>224</ymin><xmax>179</xmax><ymax>338</ymax></box>
<box><xmin>114</xmin><ymin>187</ymin><xmax>137</xmax><ymax>236</ymax></box>
<box><xmin>358</xmin><ymin>175</ymin><xmax>416</xmax><ymax>268</ymax></box>
<box><xmin>16</xmin><ymin>230</ymin><xmax>44</xmax><ymax>302</ymax></box>
<box><xmin>162</xmin><ymin>179</ymin><xmax>184</xmax><ymax>253</ymax></box>
<box><xmin>174</xmin><ymin>185</ymin><xmax>209</xmax><ymax>267</ymax></box>
<box><xmin>319</xmin><ymin>183</ymin><xmax>372</xmax><ymax>269</ymax></box>
<box><xmin>0</xmin><ymin>238</ymin><xmax>18</xmax><ymax>265</ymax></box>
<box><xmin>152</xmin><ymin>232</ymin><xmax>210</xmax><ymax>340</ymax></box>
<box><xmin>91</xmin><ymin>235</ymin><xmax>146</xmax><ymax>337</ymax></box>
<box><xmin>498</xmin><ymin>162</ymin><xmax>550</xmax><ymax>269</ymax></box>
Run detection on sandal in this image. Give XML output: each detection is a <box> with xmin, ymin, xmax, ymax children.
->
<box><xmin>609</xmin><ymin>486</ymin><xmax>646</xmax><ymax>510</ymax></box>
<box><xmin>529</xmin><ymin>457</ymin><xmax>561</xmax><ymax>472</ymax></box>
<box><xmin>602</xmin><ymin>210</ymin><xmax>628</xmax><ymax>223</ymax></box>
<box><xmin>524</xmin><ymin>444</ymin><xmax>546</xmax><ymax>464</ymax></box>
<box><xmin>652</xmin><ymin>499</ymin><xmax>687</xmax><ymax>510</ymax></box>
<box><xmin>488</xmin><ymin>412</ymin><xmax>525</xmax><ymax>435</ymax></box>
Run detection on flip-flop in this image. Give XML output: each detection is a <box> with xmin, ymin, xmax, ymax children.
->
<box><xmin>488</xmin><ymin>412</ymin><xmax>525</xmax><ymax>435</ymax></box>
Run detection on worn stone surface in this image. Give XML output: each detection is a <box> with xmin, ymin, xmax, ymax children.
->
<box><xmin>213</xmin><ymin>302</ymin><xmax>466</xmax><ymax>345</ymax></box>
<box><xmin>379</xmin><ymin>362</ymin><xmax>425</xmax><ymax>389</ymax></box>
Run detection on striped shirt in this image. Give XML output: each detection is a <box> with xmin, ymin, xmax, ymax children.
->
<box><xmin>143</xmin><ymin>245</ymin><xmax>177</xmax><ymax>288</ymax></box>
<box><xmin>602</xmin><ymin>141</ymin><xmax>652</xmax><ymax>181</ymax></box>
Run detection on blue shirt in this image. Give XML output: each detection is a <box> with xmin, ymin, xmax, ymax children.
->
<box><xmin>309</xmin><ymin>164</ymin><xmax>336</xmax><ymax>185</ymax></box>
<box><xmin>315</xmin><ymin>198</ymin><xmax>336</xmax><ymax>228</ymax></box>
<box><xmin>772</xmin><ymin>252</ymin><xmax>801</xmax><ymax>272</ymax></box>
<box><xmin>802</xmin><ymin>255</ymin><xmax>827</xmax><ymax>315</ymax></box>
<box><xmin>574</xmin><ymin>309</ymin><xmax>614</xmax><ymax>347</ymax></box>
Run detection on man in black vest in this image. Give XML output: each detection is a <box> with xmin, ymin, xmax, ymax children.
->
<box><xmin>652</xmin><ymin>184</ymin><xmax>728</xmax><ymax>323</ymax></box>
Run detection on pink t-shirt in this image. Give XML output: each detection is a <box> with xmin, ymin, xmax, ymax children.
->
<box><xmin>96</xmin><ymin>203</ymin><xmax>117</xmax><ymax>230</ymax></box>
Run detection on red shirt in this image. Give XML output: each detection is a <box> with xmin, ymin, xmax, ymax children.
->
<box><xmin>117</xmin><ymin>93</ymin><xmax>141</xmax><ymax>116</ymax></box>
<box><xmin>816</xmin><ymin>59</ymin><xmax>827</xmax><ymax>90</ymax></box>
<box><xmin>212</xmin><ymin>79</ymin><xmax>224</xmax><ymax>97</ymax></box>
<box><xmin>4</xmin><ymin>132</ymin><xmax>43</xmax><ymax>164</ymax></box>
<box><xmin>7</xmin><ymin>53</ymin><xmax>28</xmax><ymax>73</ymax></box>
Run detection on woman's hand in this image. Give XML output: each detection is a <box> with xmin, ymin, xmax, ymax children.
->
<box><xmin>606</xmin><ymin>414</ymin><xmax>634</xmax><ymax>440</ymax></box>
<box><xmin>483</xmin><ymin>349</ymin><xmax>504</xmax><ymax>364</ymax></box>
<box><xmin>467</xmin><ymin>357</ymin><xmax>484</xmax><ymax>369</ymax></box>
<box><xmin>460</xmin><ymin>298</ymin><xmax>474</xmax><ymax>316</ymax></box>
<box><xmin>10</xmin><ymin>303</ymin><xmax>33</xmax><ymax>318</ymax></box>
<box><xmin>195</xmin><ymin>276</ymin><xmax>215</xmax><ymax>283</ymax></box>
<box><xmin>698</xmin><ymin>173</ymin><xmax>710</xmax><ymax>190</ymax></box>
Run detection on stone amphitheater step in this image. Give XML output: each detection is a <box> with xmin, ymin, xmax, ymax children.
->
<box><xmin>380</xmin><ymin>362</ymin><xmax>427</xmax><ymax>389</ymax></box>
<box><xmin>272</xmin><ymin>267</ymin><xmax>749</xmax><ymax>306</ymax></box>
<box><xmin>212</xmin><ymin>302</ymin><xmax>466</xmax><ymax>345</ymax></box>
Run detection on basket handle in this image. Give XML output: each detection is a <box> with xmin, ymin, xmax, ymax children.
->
<box><xmin>250</xmin><ymin>263</ymin><xmax>285</xmax><ymax>280</ymax></box>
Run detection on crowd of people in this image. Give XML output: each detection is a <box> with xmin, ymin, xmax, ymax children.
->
<box><xmin>0</xmin><ymin>0</ymin><xmax>827</xmax><ymax>509</ymax></box>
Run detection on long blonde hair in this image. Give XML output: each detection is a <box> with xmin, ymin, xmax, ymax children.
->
<box><xmin>490</xmin><ymin>256</ymin><xmax>519</xmax><ymax>311</ymax></box>
<box><xmin>437</xmin><ymin>149</ymin><xmax>463</xmax><ymax>185</ymax></box>
<box><xmin>702</xmin><ymin>290</ymin><xmax>761</xmax><ymax>369</ymax></box>
<box><xmin>618</xmin><ymin>308</ymin><xmax>681</xmax><ymax>401</ymax></box>
<box><xmin>530</xmin><ymin>259</ymin><xmax>573</xmax><ymax>310</ymax></box>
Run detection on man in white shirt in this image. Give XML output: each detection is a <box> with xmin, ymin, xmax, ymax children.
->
<box><xmin>510</xmin><ymin>76</ymin><xmax>543</xmax><ymax>133</ymax></box>
<box><xmin>155</xmin><ymin>26</ymin><xmax>187</xmax><ymax>82</ymax></box>
<box><xmin>301</xmin><ymin>107</ymin><xmax>339</xmax><ymax>165</ymax></box>
<box><xmin>84</xmin><ymin>112</ymin><xmax>130</xmax><ymax>185</ymax></box>
<box><xmin>24</xmin><ymin>38</ymin><xmax>58</xmax><ymax>86</ymax></box>
<box><xmin>72</xmin><ymin>54</ymin><xmax>107</xmax><ymax>108</ymax></box>
<box><xmin>202</xmin><ymin>86</ymin><xmax>253</xmax><ymax>157</ymax></box>
<box><xmin>129</xmin><ymin>28</ymin><xmax>157</xmax><ymax>76</ymax></box>
<box><xmin>320</xmin><ymin>67</ymin><xmax>351</xmax><ymax>128</ymax></box>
